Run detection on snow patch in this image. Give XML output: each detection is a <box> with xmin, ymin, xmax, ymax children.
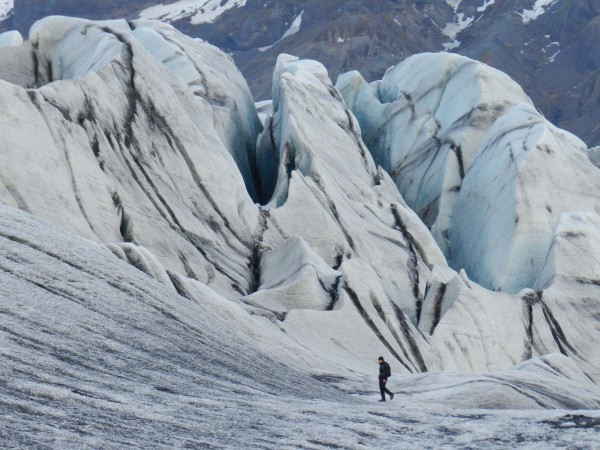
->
<box><xmin>518</xmin><ymin>0</ymin><xmax>558</xmax><ymax>25</ymax></box>
<box><xmin>477</xmin><ymin>0</ymin><xmax>495</xmax><ymax>12</ymax></box>
<box><xmin>280</xmin><ymin>10</ymin><xmax>303</xmax><ymax>40</ymax></box>
<box><xmin>545</xmin><ymin>41</ymin><xmax>560</xmax><ymax>63</ymax></box>
<box><xmin>0</xmin><ymin>0</ymin><xmax>12</xmax><ymax>21</ymax></box>
<box><xmin>439</xmin><ymin>3</ymin><xmax>474</xmax><ymax>51</ymax></box>
<box><xmin>442</xmin><ymin>13</ymin><xmax>474</xmax><ymax>42</ymax></box>
<box><xmin>443</xmin><ymin>39</ymin><xmax>461</xmax><ymax>51</ymax></box>
<box><xmin>259</xmin><ymin>10</ymin><xmax>303</xmax><ymax>52</ymax></box>
<box><xmin>139</xmin><ymin>0</ymin><xmax>247</xmax><ymax>25</ymax></box>
<box><xmin>548</xmin><ymin>49</ymin><xmax>560</xmax><ymax>63</ymax></box>
<box><xmin>445</xmin><ymin>0</ymin><xmax>463</xmax><ymax>12</ymax></box>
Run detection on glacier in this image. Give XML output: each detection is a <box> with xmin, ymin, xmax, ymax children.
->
<box><xmin>1</xmin><ymin>16</ymin><xmax>600</xmax><ymax>448</ymax></box>
<box><xmin>337</xmin><ymin>52</ymin><xmax>600</xmax><ymax>293</ymax></box>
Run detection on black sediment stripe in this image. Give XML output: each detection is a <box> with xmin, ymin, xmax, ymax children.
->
<box><xmin>344</xmin><ymin>286</ymin><xmax>412</xmax><ymax>372</ymax></box>
<box><xmin>430</xmin><ymin>283</ymin><xmax>447</xmax><ymax>334</ymax></box>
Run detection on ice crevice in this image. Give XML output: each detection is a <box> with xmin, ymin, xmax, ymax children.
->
<box><xmin>390</xmin><ymin>203</ymin><xmax>422</xmax><ymax>321</ymax></box>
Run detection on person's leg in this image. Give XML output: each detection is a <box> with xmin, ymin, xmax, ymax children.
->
<box><xmin>384</xmin><ymin>385</ymin><xmax>394</xmax><ymax>399</ymax></box>
<box><xmin>379</xmin><ymin>379</ymin><xmax>386</xmax><ymax>400</ymax></box>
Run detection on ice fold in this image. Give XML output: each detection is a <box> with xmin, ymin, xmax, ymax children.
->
<box><xmin>339</xmin><ymin>52</ymin><xmax>600</xmax><ymax>295</ymax></box>
<box><xmin>452</xmin><ymin>104</ymin><xmax>600</xmax><ymax>292</ymax></box>
<box><xmin>0</xmin><ymin>17</ymin><xmax>263</xmax><ymax>297</ymax></box>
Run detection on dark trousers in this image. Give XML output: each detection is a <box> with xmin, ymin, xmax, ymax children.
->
<box><xmin>379</xmin><ymin>377</ymin><xmax>393</xmax><ymax>399</ymax></box>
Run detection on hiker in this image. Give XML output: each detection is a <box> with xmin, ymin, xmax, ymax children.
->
<box><xmin>378</xmin><ymin>356</ymin><xmax>394</xmax><ymax>402</ymax></box>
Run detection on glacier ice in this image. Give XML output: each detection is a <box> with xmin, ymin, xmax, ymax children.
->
<box><xmin>1</xmin><ymin>16</ymin><xmax>600</xmax><ymax>448</ymax></box>
<box><xmin>589</xmin><ymin>145</ymin><xmax>600</xmax><ymax>166</ymax></box>
<box><xmin>0</xmin><ymin>29</ymin><xmax>21</xmax><ymax>47</ymax></box>
<box><xmin>0</xmin><ymin>17</ymin><xmax>262</xmax><ymax>298</ymax></box>
<box><xmin>451</xmin><ymin>103</ymin><xmax>600</xmax><ymax>292</ymax></box>
<box><xmin>337</xmin><ymin>53</ymin><xmax>531</xmax><ymax>258</ymax></box>
<box><xmin>338</xmin><ymin>52</ymin><xmax>600</xmax><ymax>294</ymax></box>
<box><xmin>1</xmin><ymin>197</ymin><xmax>600</xmax><ymax>448</ymax></box>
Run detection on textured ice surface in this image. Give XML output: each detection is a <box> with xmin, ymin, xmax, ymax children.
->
<box><xmin>0</xmin><ymin>17</ymin><xmax>262</xmax><ymax>298</ymax></box>
<box><xmin>2</xmin><ymin>206</ymin><xmax>600</xmax><ymax>448</ymax></box>
<box><xmin>451</xmin><ymin>104</ymin><xmax>600</xmax><ymax>292</ymax></box>
<box><xmin>337</xmin><ymin>53</ymin><xmax>531</xmax><ymax>258</ymax></box>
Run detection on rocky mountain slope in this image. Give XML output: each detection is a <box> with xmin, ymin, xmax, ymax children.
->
<box><xmin>1</xmin><ymin>15</ymin><xmax>600</xmax><ymax>448</ymax></box>
<box><xmin>1</xmin><ymin>0</ymin><xmax>600</xmax><ymax>146</ymax></box>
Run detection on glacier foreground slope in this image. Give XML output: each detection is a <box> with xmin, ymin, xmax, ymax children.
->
<box><xmin>1</xmin><ymin>17</ymin><xmax>600</xmax><ymax>448</ymax></box>
<box><xmin>2</xmin><ymin>205</ymin><xmax>600</xmax><ymax>448</ymax></box>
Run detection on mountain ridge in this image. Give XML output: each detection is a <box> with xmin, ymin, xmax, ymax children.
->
<box><xmin>1</xmin><ymin>0</ymin><xmax>599</xmax><ymax>146</ymax></box>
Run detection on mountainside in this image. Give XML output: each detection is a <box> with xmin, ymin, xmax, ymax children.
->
<box><xmin>1</xmin><ymin>0</ymin><xmax>599</xmax><ymax>146</ymax></box>
<box><xmin>1</xmin><ymin>17</ymin><xmax>600</xmax><ymax>447</ymax></box>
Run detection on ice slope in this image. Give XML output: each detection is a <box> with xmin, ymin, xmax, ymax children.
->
<box><xmin>0</xmin><ymin>204</ymin><xmax>343</xmax><ymax>447</ymax></box>
<box><xmin>2</xmin><ymin>204</ymin><xmax>600</xmax><ymax>448</ymax></box>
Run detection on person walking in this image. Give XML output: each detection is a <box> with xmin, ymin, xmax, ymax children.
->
<box><xmin>378</xmin><ymin>356</ymin><xmax>394</xmax><ymax>402</ymax></box>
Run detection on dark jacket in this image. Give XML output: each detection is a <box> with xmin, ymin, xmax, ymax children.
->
<box><xmin>379</xmin><ymin>362</ymin><xmax>391</xmax><ymax>380</ymax></box>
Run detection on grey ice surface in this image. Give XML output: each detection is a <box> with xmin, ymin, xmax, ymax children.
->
<box><xmin>2</xmin><ymin>207</ymin><xmax>600</xmax><ymax>449</ymax></box>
